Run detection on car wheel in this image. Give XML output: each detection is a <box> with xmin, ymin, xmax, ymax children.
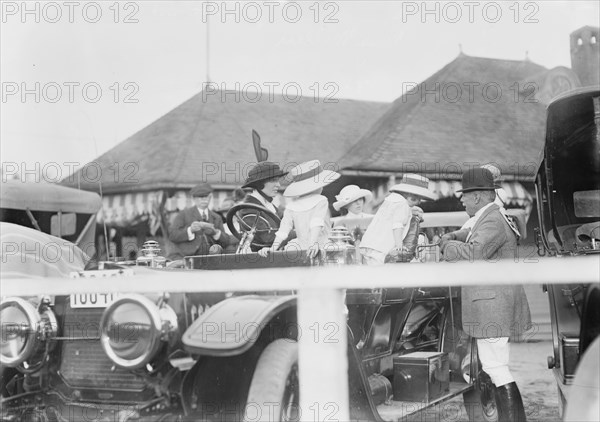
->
<box><xmin>564</xmin><ymin>336</ymin><xmax>600</xmax><ymax>422</ymax></box>
<box><xmin>463</xmin><ymin>381</ymin><xmax>498</xmax><ymax>422</ymax></box>
<box><xmin>463</xmin><ymin>341</ymin><xmax>498</xmax><ymax>422</ymax></box>
<box><xmin>244</xmin><ymin>339</ymin><xmax>299</xmax><ymax>422</ymax></box>
<box><xmin>557</xmin><ymin>385</ymin><xmax>566</xmax><ymax>418</ymax></box>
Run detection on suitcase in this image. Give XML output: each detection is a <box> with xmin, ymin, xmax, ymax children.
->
<box><xmin>393</xmin><ymin>351</ymin><xmax>450</xmax><ymax>402</ymax></box>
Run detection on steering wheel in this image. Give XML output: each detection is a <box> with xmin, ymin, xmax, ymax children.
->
<box><xmin>226</xmin><ymin>203</ymin><xmax>281</xmax><ymax>248</ymax></box>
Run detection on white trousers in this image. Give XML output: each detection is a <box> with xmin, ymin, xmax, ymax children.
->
<box><xmin>477</xmin><ymin>337</ymin><xmax>514</xmax><ymax>387</ymax></box>
<box><xmin>359</xmin><ymin>247</ymin><xmax>386</xmax><ymax>265</ymax></box>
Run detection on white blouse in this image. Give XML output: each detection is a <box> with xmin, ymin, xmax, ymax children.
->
<box><xmin>275</xmin><ymin>194</ymin><xmax>331</xmax><ymax>249</ymax></box>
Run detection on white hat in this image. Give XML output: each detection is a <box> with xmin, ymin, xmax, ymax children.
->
<box><xmin>481</xmin><ymin>164</ymin><xmax>502</xmax><ymax>181</ymax></box>
<box><xmin>389</xmin><ymin>174</ymin><xmax>437</xmax><ymax>201</ymax></box>
<box><xmin>283</xmin><ymin>160</ymin><xmax>340</xmax><ymax>197</ymax></box>
<box><xmin>333</xmin><ymin>185</ymin><xmax>373</xmax><ymax>211</ymax></box>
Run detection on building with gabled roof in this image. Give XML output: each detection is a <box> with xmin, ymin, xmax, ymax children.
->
<box><xmin>328</xmin><ymin>50</ymin><xmax>587</xmax><ymax>215</ymax></box>
<box><xmin>333</xmin><ymin>26</ymin><xmax>598</xmax><ymax>214</ymax></box>
<box><xmin>62</xmin><ymin>90</ymin><xmax>388</xmax><ymax>231</ymax></box>
<box><xmin>339</xmin><ymin>54</ymin><xmax>553</xmax><ymax>181</ymax></box>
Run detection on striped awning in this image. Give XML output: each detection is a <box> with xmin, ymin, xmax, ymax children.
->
<box><xmin>97</xmin><ymin>191</ymin><xmax>164</xmax><ymax>229</ymax></box>
<box><xmin>97</xmin><ymin>190</ymin><xmax>232</xmax><ymax>233</ymax></box>
<box><xmin>163</xmin><ymin>190</ymin><xmax>230</xmax><ymax>213</ymax></box>
<box><xmin>430</xmin><ymin>181</ymin><xmax>533</xmax><ymax>208</ymax></box>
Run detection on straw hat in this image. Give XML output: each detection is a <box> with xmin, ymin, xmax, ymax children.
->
<box><xmin>283</xmin><ymin>160</ymin><xmax>340</xmax><ymax>197</ymax></box>
<box><xmin>389</xmin><ymin>174</ymin><xmax>436</xmax><ymax>201</ymax></box>
<box><xmin>333</xmin><ymin>185</ymin><xmax>373</xmax><ymax>211</ymax></box>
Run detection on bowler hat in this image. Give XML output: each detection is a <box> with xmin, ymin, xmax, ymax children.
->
<box><xmin>242</xmin><ymin>162</ymin><xmax>288</xmax><ymax>189</ymax></box>
<box><xmin>190</xmin><ymin>182</ymin><xmax>213</xmax><ymax>197</ymax></box>
<box><xmin>456</xmin><ymin>168</ymin><xmax>500</xmax><ymax>193</ymax></box>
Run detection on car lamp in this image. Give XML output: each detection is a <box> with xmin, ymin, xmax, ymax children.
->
<box><xmin>323</xmin><ymin>227</ymin><xmax>357</xmax><ymax>265</ymax></box>
<box><xmin>0</xmin><ymin>297</ymin><xmax>57</xmax><ymax>368</ymax></box>
<box><xmin>99</xmin><ymin>294</ymin><xmax>178</xmax><ymax>369</ymax></box>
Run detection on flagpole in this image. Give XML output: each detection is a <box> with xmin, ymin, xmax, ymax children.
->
<box><xmin>206</xmin><ymin>12</ymin><xmax>210</xmax><ymax>83</ymax></box>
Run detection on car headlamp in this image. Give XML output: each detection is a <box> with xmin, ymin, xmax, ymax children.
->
<box><xmin>0</xmin><ymin>297</ymin><xmax>57</xmax><ymax>368</ymax></box>
<box><xmin>99</xmin><ymin>294</ymin><xmax>178</xmax><ymax>369</ymax></box>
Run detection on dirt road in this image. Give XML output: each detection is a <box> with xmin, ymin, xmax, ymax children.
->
<box><xmin>405</xmin><ymin>341</ymin><xmax>560</xmax><ymax>421</ymax></box>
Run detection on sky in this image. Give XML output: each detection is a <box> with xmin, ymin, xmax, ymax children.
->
<box><xmin>1</xmin><ymin>0</ymin><xmax>599</xmax><ymax>181</ymax></box>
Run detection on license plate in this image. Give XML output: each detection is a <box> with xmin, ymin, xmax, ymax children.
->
<box><xmin>70</xmin><ymin>293</ymin><xmax>119</xmax><ymax>308</ymax></box>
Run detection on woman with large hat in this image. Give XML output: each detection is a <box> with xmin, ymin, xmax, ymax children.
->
<box><xmin>242</xmin><ymin>161</ymin><xmax>288</xmax><ymax>217</ymax></box>
<box><xmin>257</xmin><ymin>160</ymin><xmax>340</xmax><ymax>258</ymax></box>
<box><xmin>239</xmin><ymin>162</ymin><xmax>288</xmax><ymax>251</ymax></box>
<box><xmin>331</xmin><ymin>185</ymin><xmax>374</xmax><ymax>241</ymax></box>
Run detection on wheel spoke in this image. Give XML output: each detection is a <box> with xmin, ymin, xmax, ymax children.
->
<box><xmin>236</xmin><ymin>216</ymin><xmax>253</xmax><ymax>230</ymax></box>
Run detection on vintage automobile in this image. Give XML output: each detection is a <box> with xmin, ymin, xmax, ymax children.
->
<box><xmin>536</xmin><ymin>87</ymin><xmax>600</xmax><ymax>421</ymax></box>
<box><xmin>0</xmin><ymin>179</ymin><xmax>101</xmax><ymax>257</ymax></box>
<box><xmin>2</xmin><ymin>180</ymin><xmax>510</xmax><ymax>422</ymax></box>
<box><xmin>1</xmin><ymin>180</ymin><xmax>101</xmax><ymax>279</ymax></box>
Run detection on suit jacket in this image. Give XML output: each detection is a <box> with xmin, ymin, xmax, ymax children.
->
<box><xmin>442</xmin><ymin>204</ymin><xmax>531</xmax><ymax>339</ymax></box>
<box><xmin>240</xmin><ymin>195</ymin><xmax>283</xmax><ymax>251</ymax></box>
<box><xmin>168</xmin><ymin>207</ymin><xmax>237</xmax><ymax>260</ymax></box>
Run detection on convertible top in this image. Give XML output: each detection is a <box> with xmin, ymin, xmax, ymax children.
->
<box><xmin>0</xmin><ymin>222</ymin><xmax>88</xmax><ymax>278</ymax></box>
<box><xmin>1</xmin><ymin>179</ymin><xmax>101</xmax><ymax>214</ymax></box>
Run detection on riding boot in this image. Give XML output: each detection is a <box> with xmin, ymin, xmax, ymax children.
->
<box><xmin>495</xmin><ymin>382</ymin><xmax>526</xmax><ymax>422</ymax></box>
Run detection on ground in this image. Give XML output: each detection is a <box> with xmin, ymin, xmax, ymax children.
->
<box><xmin>406</xmin><ymin>341</ymin><xmax>560</xmax><ymax>422</ymax></box>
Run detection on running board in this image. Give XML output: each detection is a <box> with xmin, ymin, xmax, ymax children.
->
<box><xmin>377</xmin><ymin>381</ymin><xmax>473</xmax><ymax>421</ymax></box>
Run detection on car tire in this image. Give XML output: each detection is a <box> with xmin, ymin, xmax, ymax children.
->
<box><xmin>243</xmin><ymin>339</ymin><xmax>299</xmax><ymax>422</ymax></box>
<box><xmin>463</xmin><ymin>341</ymin><xmax>498</xmax><ymax>422</ymax></box>
<box><xmin>564</xmin><ymin>336</ymin><xmax>600</xmax><ymax>422</ymax></box>
<box><xmin>463</xmin><ymin>386</ymin><xmax>498</xmax><ymax>422</ymax></box>
<box><xmin>557</xmin><ymin>384</ymin><xmax>566</xmax><ymax>418</ymax></box>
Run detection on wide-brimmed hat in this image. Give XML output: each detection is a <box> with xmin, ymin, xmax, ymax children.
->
<box><xmin>242</xmin><ymin>162</ymin><xmax>288</xmax><ymax>189</ymax></box>
<box><xmin>456</xmin><ymin>167</ymin><xmax>500</xmax><ymax>193</ymax></box>
<box><xmin>389</xmin><ymin>174</ymin><xmax>437</xmax><ymax>201</ymax></box>
<box><xmin>333</xmin><ymin>185</ymin><xmax>373</xmax><ymax>211</ymax></box>
<box><xmin>190</xmin><ymin>182</ymin><xmax>213</xmax><ymax>197</ymax></box>
<box><xmin>480</xmin><ymin>163</ymin><xmax>502</xmax><ymax>181</ymax></box>
<box><xmin>283</xmin><ymin>160</ymin><xmax>340</xmax><ymax>197</ymax></box>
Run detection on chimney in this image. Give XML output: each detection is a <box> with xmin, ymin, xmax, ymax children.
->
<box><xmin>570</xmin><ymin>26</ymin><xmax>600</xmax><ymax>87</ymax></box>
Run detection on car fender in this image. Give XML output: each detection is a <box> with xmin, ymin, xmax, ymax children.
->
<box><xmin>182</xmin><ymin>294</ymin><xmax>296</xmax><ymax>356</ymax></box>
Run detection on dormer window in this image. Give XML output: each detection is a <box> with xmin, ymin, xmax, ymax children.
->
<box><xmin>591</xmin><ymin>36</ymin><xmax>597</xmax><ymax>44</ymax></box>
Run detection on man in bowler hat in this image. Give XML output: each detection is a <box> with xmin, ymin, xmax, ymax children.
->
<box><xmin>168</xmin><ymin>182</ymin><xmax>237</xmax><ymax>260</ymax></box>
<box><xmin>441</xmin><ymin>167</ymin><xmax>531</xmax><ymax>422</ymax></box>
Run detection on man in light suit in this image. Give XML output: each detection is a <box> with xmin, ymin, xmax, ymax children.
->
<box><xmin>441</xmin><ymin>167</ymin><xmax>531</xmax><ymax>422</ymax></box>
<box><xmin>168</xmin><ymin>182</ymin><xmax>237</xmax><ymax>260</ymax></box>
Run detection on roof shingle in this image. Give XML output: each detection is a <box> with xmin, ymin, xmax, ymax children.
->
<box><xmin>338</xmin><ymin>55</ymin><xmax>549</xmax><ymax>181</ymax></box>
<box><xmin>63</xmin><ymin>91</ymin><xmax>388</xmax><ymax>193</ymax></box>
